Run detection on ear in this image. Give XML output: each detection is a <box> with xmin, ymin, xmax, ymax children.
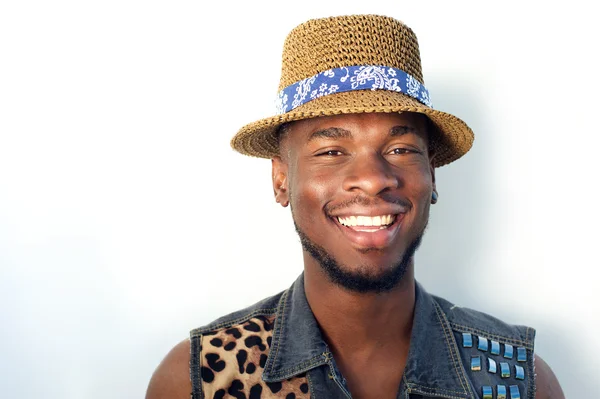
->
<box><xmin>271</xmin><ymin>156</ymin><xmax>289</xmax><ymax>207</ymax></box>
<box><xmin>429</xmin><ymin>155</ymin><xmax>438</xmax><ymax>205</ymax></box>
<box><xmin>424</xmin><ymin>117</ymin><xmax>438</xmax><ymax>204</ymax></box>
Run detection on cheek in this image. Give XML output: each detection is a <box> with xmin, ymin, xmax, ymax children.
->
<box><xmin>410</xmin><ymin>173</ymin><xmax>433</xmax><ymax>197</ymax></box>
<box><xmin>290</xmin><ymin>169</ymin><xmax>337</xmax><ymax>223</ymax></box>
<box><xmin>406</xmin><ymin>160</ymin><xmax>433</xmax><ymax>188</ymax></box>
<box><xmin>405</xmin><ymin>167</ymin><xmax>434</xmax><ymax>214</ymax></box>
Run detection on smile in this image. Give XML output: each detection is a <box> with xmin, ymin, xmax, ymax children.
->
<box><xmin>331</xmin><ymin>212</ymin><xmax>405</xmax><ymax>249</ymax></box>
<box><xmin>336</xmin><ymin>214</ymin><xmax>396</xmax><ymax>232</ymax></box>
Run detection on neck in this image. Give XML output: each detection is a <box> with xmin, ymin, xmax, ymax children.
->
<box><xmin>303</xmin><ymin>255</ymin><xmax>416</xmax><ymax>356</ymax></box>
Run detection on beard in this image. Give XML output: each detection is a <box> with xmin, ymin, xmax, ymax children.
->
<box><xmin>294</xmin><ymin>219</ymin><xmax>426</xmax><ymax>294</ymax></box>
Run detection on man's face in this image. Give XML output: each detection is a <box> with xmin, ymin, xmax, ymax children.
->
<box><xmin>272</xmin><ymin>112</ymin><xmax>436</xmax><ymax>293</ymax></box>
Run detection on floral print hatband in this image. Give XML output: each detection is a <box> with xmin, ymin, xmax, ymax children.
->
<box><xmin>275</xmin><ymin>65</ymin><xmax>432</xmax><ymax>115</ymax></box>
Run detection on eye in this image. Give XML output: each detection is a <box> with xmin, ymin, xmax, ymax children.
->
<box><xmin>389</xmin><ymin>147</ymin><xmax>419</xmax><ymax>155</ymax></box>
<box><xmin>317</xmin><ymin>150</ymin><xmax>344</xmax><ymax>156</ymax></box>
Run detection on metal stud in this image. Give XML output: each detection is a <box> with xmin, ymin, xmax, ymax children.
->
<box><xmin>488</xmin><ymin>357</ymin><xmax>497</xmax><ymax>373</ymax></box>
<box><xmin>497</xmin><ymin>385</ymin><xmax>507</xmax><ymax>399</ymax></box>
<box><xmin>462</xmin><ymin>332</ymin><xmax>473</xmax><ymax>348</ymax></box>
<box><xmin>471</xmin><ymin>355</ymin><xmax>482</xmax><ymax>371</ymax></box>
<box><xmin>491</xmin><ymin>340</ymin><xmax>501</xmax><ymax>355</ymax></box>
<box><xmin>500</xmin><ymin>362</ymin><xmax>511</xmax><ymax>378</ymax></box>
<box><xmin>504</xmin><ymin>343</ymin><xmax>514</xmax><ymax>359</ymax></box>
<box><xmin>515</xmin><ymin>365</ymin><xmax>525</xmax><ymax>380</ymax></box>
<box><xmin>517</xmin><ymin>347</ymin><xmax>527</xmax><ymax>362</ymax></box>
<box><xmin>478</xmin><ymin>336</ymin><xmax>489</xmax><ymax>352</ymax></box>
<box><xmin>482</xmin><ymin>386</ymin><xmax>493</xmax><ymax>399</ymax></box>
<box><xmin>509</xmin><ymin>385</ymin><xmax>521</xmax><ymax>399</ymax></box>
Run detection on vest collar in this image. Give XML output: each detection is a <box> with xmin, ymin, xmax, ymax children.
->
<box><xmin>401</xmin><ymin>283</ymin><xmax>474</xmax><ymax>398</ymax></box>
<box><xmin>262</xmin><ymin>273</ymin><xmax>329</xmax><ymax>382</ymax></box>
<box><xmin>262</xmin><ymin>273</ymin><xmax>474</xmax><ymax>398</ymax></box>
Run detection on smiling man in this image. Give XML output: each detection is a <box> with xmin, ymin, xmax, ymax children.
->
<box><xmin>146</xmin><ymin>15</ymin><xmax>564</xmax><ymax>399</ymax></box>
<box><xmin>277</xmin><ymin>113</ymin><xmax>432</xmax><ymax>297</ymax></box>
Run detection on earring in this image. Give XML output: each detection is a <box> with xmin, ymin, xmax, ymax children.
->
<box><xmin>431</xmin><ymin>191</ymin><xmax>438</xmax><ymax>204</ymax></box>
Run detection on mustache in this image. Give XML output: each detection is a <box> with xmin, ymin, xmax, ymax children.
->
<box><xmin>324</xmin><ymin>195</ymin><xmax>411</xmax><ymax>214</ymax></box>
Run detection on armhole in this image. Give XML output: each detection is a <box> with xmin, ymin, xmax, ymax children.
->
<box><xmin>531</xmin><ymin>354</ymin><xmax>537</xmax><ymax>399</ymax></box>
<box><xmin>190</xmin><ymin>333</ymin><xmax>203</xmax><ymax>399</ymax></box>
<box><xmin>528</xmin><ymin>327</ymin><xmax>537</xmax><ymax>399</ymax></box>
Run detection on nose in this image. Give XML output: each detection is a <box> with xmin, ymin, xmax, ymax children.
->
<box><xmin>342</xmin><ymin>152</ymin><xmax>399</xmax><ymax>196</ymax></box>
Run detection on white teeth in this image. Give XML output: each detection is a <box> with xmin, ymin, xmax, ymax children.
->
<box><xmin>337</xmin><ymin>214</ymin><xmax>396</xmax><ymax>228</ymax></box>
<box><xmin>358</xmin><ymin>216</ymin><xmax>372</xmax><ymax>226</ymax></box>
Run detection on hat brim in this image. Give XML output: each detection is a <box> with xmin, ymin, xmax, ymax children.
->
<box><xmin>230</xmin><ymin>90</ymin><xmax>474</xmax><ymax>168</ymax></box>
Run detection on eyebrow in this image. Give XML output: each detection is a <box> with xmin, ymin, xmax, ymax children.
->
<box><xmin>307</xmin><ymin>125</ymin><xmax>416</xmax><ymax>142</ymax></box>
<box><xmin>390</xmin><ymin>125</ymin><xmax>417</xmax><ymax>136</ymax></box>
<box><xmin>307</xmin><ymin>127</ymin><xmax>352</xmax><ymax>142</ymax></box>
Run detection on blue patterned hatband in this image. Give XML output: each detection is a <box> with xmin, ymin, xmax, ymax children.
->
<box><xmin>275</xmin><ymin>65</ymin><xmax>433</xmax><ymax>115</ymax></box>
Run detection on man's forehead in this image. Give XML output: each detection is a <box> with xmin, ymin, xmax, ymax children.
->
<box><xmin>306</xmin><ymin>125</ymin><xmax>418</xmax><ymax>143</ymax></box>
<box><xmin>286</xmin><ymin>112</ymin><xmax>428</xmax><ymax>141</ymax></box>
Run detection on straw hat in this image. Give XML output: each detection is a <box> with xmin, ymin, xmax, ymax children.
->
<box><xmin>230</xmin><ymin>14</ymin><xmax>474</xmax><ymax>167</ymax></box>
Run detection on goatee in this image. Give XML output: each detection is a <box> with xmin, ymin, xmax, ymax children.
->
<box><xmin>294</xmin><ymin>221</ymin><xmax>426</xmax><ymax>294</ymax></box>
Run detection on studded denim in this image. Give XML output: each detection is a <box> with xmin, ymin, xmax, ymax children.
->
<box><xmin>190</xmin><ymin>274</ymin><xmax>535</xmax><ymax>398</ymax></box>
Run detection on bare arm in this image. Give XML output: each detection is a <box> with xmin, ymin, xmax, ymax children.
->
<box><xmin>534</xmin><ymin>354</ymin><xmax>565</xmax><ymax>399</ymax></box>
<box><xmin>145</xmin><ymin>339</ymin><xmax>192</xmax><ymax>399</ymax></box>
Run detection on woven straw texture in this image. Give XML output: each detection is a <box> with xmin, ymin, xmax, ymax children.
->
<box><xmin>230</xmin><ymin>14</ymin><xmax>474</xmax><ymax>167</ymax></box>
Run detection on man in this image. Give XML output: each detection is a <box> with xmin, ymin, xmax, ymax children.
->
<box><xmin>146</xmin><ymin>15</ymin><xmax>564</xmax><ymax>399</ymax></box>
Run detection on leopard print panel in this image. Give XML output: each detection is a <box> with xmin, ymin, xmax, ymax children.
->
<box><xmin>200</xmin><ymin>315</ymin><xmax>310</xmax><ymax>399</ymax></box>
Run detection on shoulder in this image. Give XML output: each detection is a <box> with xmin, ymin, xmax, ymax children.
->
<box><xmin>145</xmin><ymin>338</ymin><xmax>191</xmax><ymax>399</ymax></box>
<box><xmin>433</xmin><ymin>293</ymin><xmax>535</xmax><ymax>346</ymax></box>
<box><xmin>534</xmin><ymin>354</ymin><xmax>565</xmax><ymax>399</ymax></box>
<box><xmin>146</xmin><ymin>289</ymin><xmax>285</xmax><ymax>399</ymax></box>
<box><xmin>427</xmin><ymin>290</ymin><xmax>538</xmax><ymax>398</ymax></box>
<box><xmin>190</xmin><ymin>289</ymin><xmax>282</xmax><ymax>336</ymax></box>
<box><xmin>432</xmin><ymin>292</ymin><xmax>563</xmax><ymax>398</ymax></box>
<box><xmin>189</xmin><ymin>291</ymin><xmax>291</xmax><ymax>399</ymax></box>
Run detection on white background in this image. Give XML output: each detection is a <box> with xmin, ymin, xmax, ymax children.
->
<box><xmin>1</xmin><ymin>1</ymin><xmax>598</xmax><ymax>398</ymax></box>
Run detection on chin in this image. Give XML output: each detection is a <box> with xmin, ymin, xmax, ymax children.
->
<box><xmin>295</xmin><ymin>220</ymin><xmax>425</xmax><ymax>294</ymax></box>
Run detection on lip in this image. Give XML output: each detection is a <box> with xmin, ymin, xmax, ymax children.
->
<box><xmin>329</xmin><ymin>205</ymin><xmax>409</xmax><ymax>218</ymax></box>
<box><xmin>330</xmin><ymin>212</ymin><xmax>405</xmax><ymax>249</ymax></box>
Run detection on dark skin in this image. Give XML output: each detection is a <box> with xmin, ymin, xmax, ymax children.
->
<box><xmin>273</xmin><ymin>112</ymin><xmax>432</xmax><ymax>398</ymax></box>
<box><xmin>145</xmin><ymin>112</ymin><xmax>565</xmax><ymax>399</ymax></box>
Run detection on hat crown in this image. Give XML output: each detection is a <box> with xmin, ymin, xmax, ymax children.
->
<box><xmin>231</xmin><ymin>14</ymin><xmax>473</xmax><ymax>168</ymax></box>
<box><xmin>279</xmin><ymin>14</ymin><xmax>424</xmax><ymax>91</ymax></box>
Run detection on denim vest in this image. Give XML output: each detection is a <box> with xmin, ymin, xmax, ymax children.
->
<box><xmin>190</xmin><ymin>274</ymin><xmax>535</xmax><ymax>399</ymax></box>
